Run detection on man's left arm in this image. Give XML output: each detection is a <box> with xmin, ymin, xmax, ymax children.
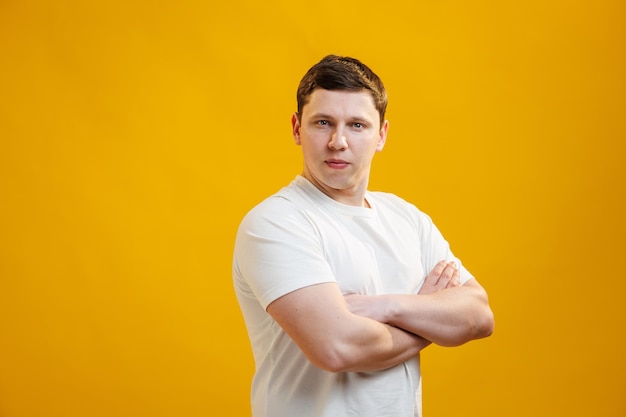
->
<box><xmin>345</xmin><ymin>262</ymin><xmax>494</xmax><ymax>347</ymax></box>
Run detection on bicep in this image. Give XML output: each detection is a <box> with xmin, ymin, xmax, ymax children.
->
<box><xmin>266</xmin><ymin>282</ymin><xmax>355</xmax><ymax>369</ymax></box>
<box><xmin>235</xmin><ymin>203</ymin><xmax>337</xmax><ymax>310</ymax></box>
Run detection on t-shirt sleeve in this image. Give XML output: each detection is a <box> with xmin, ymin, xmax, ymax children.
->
<box><xmin>233</xmin><ymin>197</ymin><xmax>336</xmax><ymax>310</ymax></box>
<box><xmin>411</xmin><ymin>205</ymin><xmax>475</xmax><ymax>285</ymax></box>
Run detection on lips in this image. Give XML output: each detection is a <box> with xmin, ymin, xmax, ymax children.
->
<box><xmin>326</xmin><ymin>159</ymin><xmax>349</xmax><ymax>169</ymax></box>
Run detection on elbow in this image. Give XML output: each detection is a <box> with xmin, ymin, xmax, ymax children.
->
<box><xmin>305</xmin><ymin>341</ymin><xmax>363</xmax><ymax>373</ymax></box>
<box><xmin>311</xmin><ymin>357</ymin><xmax>354</xmax><ymax>374</ymax></box>
<box><xmin>468</xmin><ymin>306</ymin><xmax>495</xmax><ymax>341</ymax></box>
<box><xmin>309</xmin><ymin>352</ymin><xmax>347</xmax><ymax>373</ymax></box>
<box><xmin>302</xmin><ymin>344</ymin><xmax>349</xmax><ymax>373</ymax></box>
<box><xmin>461</xmin><ymin>295</ymin><xmax>495</xmax><ymax>343</ymax></box>
<box><xmin>319</xmin><ymin>358</ymin><xmax>351</xmax><ymax>374</ymax></box>
<box><xmin>474</xmin><ymin>307</ymin><xmax>495</xmax><ymax>339</ymax></box>
<box><xmin>439</xmin><ymin>307</ymin><xmax>495</xmax><ymax>347</ymax></box>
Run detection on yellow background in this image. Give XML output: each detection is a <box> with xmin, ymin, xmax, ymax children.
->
<box><xmin>1</xmin><ymin>1</ymin><xmax>624</xmax><ymax>416</ymax></box>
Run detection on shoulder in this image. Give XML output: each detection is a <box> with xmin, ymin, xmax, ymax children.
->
<box><xmin>369</xmin><ymin>190</ymin><xmax>411</xmax><ymax>208</ymax></box>
<box><xmin>240</xmin><ymin>194</ymin><xmax>303</xmax><ymax>232</ymax></box>
<box><xmin>237</xmin><ymin>184</ymin><xmax>319</xmax><ymax>242</ymax></box>
<box><xmin>370</xmin><ymin>191</ymin><xmax>432</xmax><ymax>221</ymax></box>
<box><xmin>239</xmin><ymin>176</ymin><xmax>329</xmax><ymax>232</ymax></box>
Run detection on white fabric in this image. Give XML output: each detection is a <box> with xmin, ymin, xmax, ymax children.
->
<box><xmin>233</xmin><ymin>175</ymin><xmax>474</xmax><ymax>417</ymax></box>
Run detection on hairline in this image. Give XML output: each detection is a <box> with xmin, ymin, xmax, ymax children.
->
<box><xmin>297</xmin><ymin>87</ymin><xmax>384</xmax><ymax>128</ymax></box>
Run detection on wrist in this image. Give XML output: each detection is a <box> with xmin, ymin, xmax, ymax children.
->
<box><xmin>380</xmin><ymin>294</ymin><xmax>399</xmax><ymax>325</ymax></box>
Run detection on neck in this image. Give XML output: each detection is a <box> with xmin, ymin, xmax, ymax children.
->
<box><xmin>301</xmin><ymin>172</ymin><xmax>369</xmax><ymax>207</ymax></box>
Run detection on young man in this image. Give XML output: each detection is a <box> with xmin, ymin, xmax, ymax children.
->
<box><xmin>233</xmin><ymin>55</ymin><xmax>494</xmax><ymax>417</ymax></box>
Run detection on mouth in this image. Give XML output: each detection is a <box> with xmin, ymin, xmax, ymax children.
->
<box><xmin>326</xmin><ymin>159</ymin><xmax>349</xmax><ymax>169</ymax></box>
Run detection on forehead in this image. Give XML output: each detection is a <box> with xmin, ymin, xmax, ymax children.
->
<box><xmin>302</xmin><ymin>89</ymin><xmax>378</xmax><ymax>119</ymax></box>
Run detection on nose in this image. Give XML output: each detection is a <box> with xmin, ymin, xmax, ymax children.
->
<box><xmin>328</xmin><ymin>127</ymin><xmax>348</xmax><ymax>150</ymax></box>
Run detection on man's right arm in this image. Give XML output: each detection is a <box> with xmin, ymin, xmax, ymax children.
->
<box><xmin>266</xmin><ymin>281</ymin><xmax>430</xmax><ymax>373</ymax></box>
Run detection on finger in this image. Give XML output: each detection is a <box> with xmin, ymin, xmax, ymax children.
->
<box><xmin>438</xmin><ymin>262</ymin><xmax>457</xmax><ymax>286</ymax></box>
<box><xmin>446</xmin><ymin>267</ymin><xmax>461</xmax><ymax>288</ymax></box>
<box><xmin>425</xmin><ymin>260</ymin><xmax>448</xmax><ymax>286</ymax></box>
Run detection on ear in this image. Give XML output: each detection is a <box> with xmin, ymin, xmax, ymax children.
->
<box><xmin>376</xmin><ymin>120</ymin><xmax>389</xmax><ymax>152</ymax></box>
<box><xmin>291</xmin><ymin>112</ymin><xmax>302</xmax><ymax>145</ymax></box>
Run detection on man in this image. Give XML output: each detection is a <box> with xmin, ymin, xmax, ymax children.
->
<box><xmin>233</xmin><ymin>55</ymin><xmax>494</xmax><ymax>417</ymax></box>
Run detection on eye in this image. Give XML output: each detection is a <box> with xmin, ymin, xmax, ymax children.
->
<box><xmin>317</xmin><ymin>120</ymin><xmax>329</xmax><ymax>126</ymax></box>
<box><xmin>353</xmin><ymin>122</ymin><xmax>363</xmax><ymax>128</ymax></box>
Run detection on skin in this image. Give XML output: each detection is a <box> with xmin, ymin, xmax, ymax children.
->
<box><xmin>291</xmin><ymin>88</ymin><xmax>388</xmax><ymax>207</ymax></box>
<box><xmin>266</xmin><ymin>88</ymin><xmax>494</xmax><ymax>373</ymax></box>
<box><xmin>345</xmin><ymin>261</ymin><xmax>494</xmax><ymax>347</ymax></box>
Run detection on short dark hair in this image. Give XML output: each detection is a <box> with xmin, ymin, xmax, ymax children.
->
<box><xmin>296</xmin><ymin>55</ymin><xmax>388</xmax><ymax>126</ymax></box>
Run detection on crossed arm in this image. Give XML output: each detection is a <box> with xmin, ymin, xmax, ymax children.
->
<box><xmin>267</xmin><ymin>282</ymin><xmax>431</xmax><ymax>373</ymax></box>
<box><xmin>345</xmin><ymin>261</ymin><xmax>495</xmax><ymax>347</ymax></box>
<box><xmin>266</xmin><ymin>260</ymin><xmax>494</xmax><ymax>373</ymax></box>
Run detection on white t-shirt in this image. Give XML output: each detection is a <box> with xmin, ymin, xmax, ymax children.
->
<box><xmin>233</xmin><ymin>176</ymin><xmax>474</xmax><ymax>417</ymax></box>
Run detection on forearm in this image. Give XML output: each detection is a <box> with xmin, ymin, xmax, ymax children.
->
<box><xmin>334</xmin><ymin>317</ymin><xmax>431</xmax><ymax>372</ymax></box>
<box><xmin>384</xmin><ymin>284</ymin><xmax>494</xmax><ymax>346</ymax></box>
<box><xmin>267</xmin><ymin>282</ymin><xmax>430</xmax><ymax>374</ymax></box>
<box><xmin>347</xmin><ymin>280</ymin><xmax>494</xmax><ymax>347</ymax></box>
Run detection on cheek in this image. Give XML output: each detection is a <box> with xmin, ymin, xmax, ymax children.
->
<box><xmin>301</xmin><ymin>138</ymin><xmax>324</xmax><ymax>157</ymax></box>
<box><xmin>353</xmin><ymin>140</ymin><xmax>379</xmax><ymax>157</ymax></box>
<box><xmin>303</xmin><ymin>134</ymin><xmax>328</xmax><ymax>149</ymax></box>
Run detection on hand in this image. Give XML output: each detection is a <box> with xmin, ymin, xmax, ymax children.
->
<box><xmin>344</xmin><ymin>293</ymin><xmax>389</xmax><ymax>323</ymax></box>
<box><xmin>345</xmin><ymin>260</ymin><xmax>461</xmax><ymax>322</ymax></box>
<box><xmin>419</xmin><ymin>260</ymin><xmax>460</xmax><ymax>295</ymax></box>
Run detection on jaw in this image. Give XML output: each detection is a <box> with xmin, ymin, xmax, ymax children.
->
<box><xmin>302</xmin><ymin>163</ymin><xmax>370</xmax><ymax>206</ymax></box>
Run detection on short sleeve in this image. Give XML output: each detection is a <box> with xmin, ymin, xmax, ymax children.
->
<box><xmin>233</xmin><ymin>196</ymin><xmax>336</xmax><ymax>310</ymax></box>
<box><xmin>411</xmin><ymin>205</ymin><xmax>475</xmax><ymax>285</ymax></box>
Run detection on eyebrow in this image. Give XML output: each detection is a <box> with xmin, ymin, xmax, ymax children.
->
<box><xmin>309</xmin><ymin>113</ymin><xmax>372</xmax><ymax>123</ymax></box>
<box><xmin>309</xmin><ymin>113</ymin><xmax>334</xmax><ymax>120</ymax></box>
